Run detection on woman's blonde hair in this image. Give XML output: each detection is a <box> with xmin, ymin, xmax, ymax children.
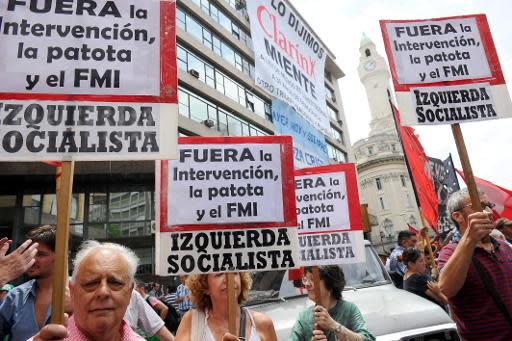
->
<box><xmin>186</xmin><ymin>272</ymin><xmax>252</xmax><ymax>311</ymax></box>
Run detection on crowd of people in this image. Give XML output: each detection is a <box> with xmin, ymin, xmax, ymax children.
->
<box><xmin>0</xmin><ymin>187</ymin><xmax>511</xmax><ymax>340</ymax></box>
<box><xmin>386</xmin><ymin>188</ymin><xmax>512</xmax><ymax>340</ymax></box>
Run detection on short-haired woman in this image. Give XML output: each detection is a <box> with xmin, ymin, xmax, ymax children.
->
<box><xmin>175</xmin><ymin>272</ymin><xmax>277</xmax><ymax>341</ymax></box>
<box><xmin>289</xmin><ymin>266</ymin><xmax>375</xmax><ymax>341</ymax></box>
<box><xmin>402</xmin><ymin>248</ymin><xmax>447</xmax><ymax>308</ymax></box>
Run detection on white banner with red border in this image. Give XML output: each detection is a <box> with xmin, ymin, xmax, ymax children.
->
<box><xmin>295</xmin><ymin>164</ymin><xmax>365</xmax><ymax>266</ymax></box>
<box><xmin>380</xmin><ymin>14</ymin><xmax>512</xmax><ymax>126</ymax></box>
<box><xmin>155</xmin><ymin>136</ymin><xmax>299</xmax><ymax>275</ymax></box>
<box><xmin>0</xmin><ymin>0</ymin><xmax>178</xmax><ymax>160</ymax></box>
<box><xmin>246</xmin><ymin>0</ymin><xmax>330</xmax><ymax>135</ymax></box>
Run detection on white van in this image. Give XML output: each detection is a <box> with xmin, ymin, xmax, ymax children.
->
<box><xmin>246</xmin><ymin>240</ymin><xmax>459</xmax><ymax>340</ymax></box>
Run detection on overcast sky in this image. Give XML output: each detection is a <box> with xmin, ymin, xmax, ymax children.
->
<box><xmin>292</xmin><ymin>0</ymin><xmax>512</xmax><ymax>189</ymax></box>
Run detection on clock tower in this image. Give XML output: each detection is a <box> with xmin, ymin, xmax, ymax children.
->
<box><xmin>352</xmin><ymin>33</ymin><xmax>422</xmax><ymax>253</ymax></box>
<box><xmin>357</xmin><ymin>33</ymin><xmax>396</xmax><ymax>136</ymax></box>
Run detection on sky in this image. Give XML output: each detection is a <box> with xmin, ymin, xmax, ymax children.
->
<box><xmin>292</xmin><ymin>0</ymin><xmax>512</xmax><ymax>189</ymax></box>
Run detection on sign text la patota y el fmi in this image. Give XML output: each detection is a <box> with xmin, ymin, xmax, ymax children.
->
<box><xmin>156</xmin><ymin>136</ymin><xmax>299</xmax><ymax>275</ymax></box>
<box><xmin>0</xmin><ymin>0</ymin><xmax>178</xmax><ymax>161</ymax></box>
<box><xmin>380</xmin><ymin>14</ymin><xmax>512</xmax><ymax>126</ymax></box>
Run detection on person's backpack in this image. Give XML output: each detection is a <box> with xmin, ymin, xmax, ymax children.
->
<box><xmin>145</xmin><ymin>296</ymin><xmax>181</xmax><ymax>334</ymax></box>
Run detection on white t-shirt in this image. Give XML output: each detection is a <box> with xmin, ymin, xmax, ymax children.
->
<box><xmin>124</xmin><ymin>290</ymin><xmax>164</xmax><ymax>337</ymax></box>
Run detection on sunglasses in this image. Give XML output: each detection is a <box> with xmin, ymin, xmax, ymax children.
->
<box><xmin>455</xmin><ymin>201</ymin><xmax>496</xmax><ymax>212</ymax></box>
<box><xmin>302</xmin><ymin>274</ymin><xmax>314</xmax><ymax>286</ymax></box>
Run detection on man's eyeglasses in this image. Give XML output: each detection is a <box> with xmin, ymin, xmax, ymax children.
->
<box><xmin>455</xmin><ymin>202</ymin><xmax>496</xmax><ymax>212</ymax></box>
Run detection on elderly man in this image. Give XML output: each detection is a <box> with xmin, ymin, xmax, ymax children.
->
<box><xmin>439</xmin><ymin>188</ymin><xmax>512</xmax><ymax>341</ymax></box>
<box><xmin>30</xmin><ymin>241</ymin><xmax>144</xmax><ymax>341</ymax></box>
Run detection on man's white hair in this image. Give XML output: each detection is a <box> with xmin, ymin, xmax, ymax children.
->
<box><xmin>70</xmin><ymin>240</ymin><xmax>139</xmax><ymax>284</ymax></box>
<box><xmin>446</xmin><ymin>187</ymin><xmax>485</xmax><ymax>229</ymax></box>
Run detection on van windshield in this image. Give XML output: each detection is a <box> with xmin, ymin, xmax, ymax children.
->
<box><xmin>247</xmin><ymin>245</ymin><xmax>390</xmax><ymax>304</ymax></box>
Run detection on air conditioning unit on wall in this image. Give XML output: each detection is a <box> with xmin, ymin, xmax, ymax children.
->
<box><xmin>203</xmin><ymin>119</ymin><xmax>215</xmax><ymax>128</ymax></box>
<box><xmin>189</xmin><ymin>69</ymin><xmax>200</xmax><ymax>78</ymax></box>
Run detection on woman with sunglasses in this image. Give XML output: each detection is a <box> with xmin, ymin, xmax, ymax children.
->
<box><xmin>289</xmin><ymin>266</ymin><xmax>375</xmax><ymax>341</ymax></box>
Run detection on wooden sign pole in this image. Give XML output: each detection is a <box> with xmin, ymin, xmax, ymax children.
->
<box><xmin>451</xmin><ymin>124</ymin><xmax>485</xmax><ymax>241</ymax></box>
<box><xmin>311</xmin><ymin>266</ymin><xmax>323</xmax><ymax>306</ymax></box>
<box><xmin>50</xmin><ymin>161</ymin><xmax>75</xmax><ymax>324</ymax></box>
<box><xmin>419</xmin><ymin>211</ymin><xmax>438</xmax><ymax>278</ymax></box>
<box><xmin>227</xmin><ymin>272</ymin><xmax>238</xmax><ymax>336</ymax></box>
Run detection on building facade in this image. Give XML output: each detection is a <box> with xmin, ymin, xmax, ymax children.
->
<box><xmin>0</xmin><ymin>0</ymin><xmax>351</xmax><ymax>278</ymax></box>
<box><xmin>354</xmin><ymin>34</ymin><xmax>421</xmax><ymax>253</ymax></box>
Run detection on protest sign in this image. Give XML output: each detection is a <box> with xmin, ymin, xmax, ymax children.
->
<box><xmin>272</xmin><ymin>98</ymin><xmax>328</xmax><ymax>169</ymax></box>
<box><xmin>381</xmin><ymin>14</ymin><xmax>512</xmax><ymax>126</ymax></box>
<box><xmin>295</xmin><ymin>164</ymin><xmax>365</xmax><ymax>266</ymax></box>
<box><xmin>156</xmin><ymin>136</ymin><xmax>299</xmax><ymax>275</ymax></box>
<box><xmin>247</xmin><ymin>0</ymin><xmax>330</xmax><ymax>135</ymax></box>
<box><xmin>0</xmin><ymin>0</ymin><xmax>178</xmax><ymax>160</ymax></box>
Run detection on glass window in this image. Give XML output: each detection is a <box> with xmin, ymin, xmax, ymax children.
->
<box><xmin>400</xmin><ymin>174</ymin><xmax>406</xmax><ymax>187</ymax></box>
<box><xmin>178</xmin><ymin>89</ymin><xmax>190</xmax><ymax>117</ymax></box>
<box><xmin>88</xmin><ymin>223</ymin><xmax>107</xmax><ymax>239</ymax></box>
<box><xmin>218</xmin><ymin>110</ymin><xmax>229</xmax><ymax>135</ymax></box>
<box><xmin>177</xmin><ymin>8</ymin><xmax>186</xmax><ymax>27</ymax></box>
<box><xmin>89</xmin><ymin>193</ymin><xmax>107</xmax><ymax>223</ymax></box>
<box><xmin>0</xmin><ymin>196</ymin><xmax>16</xmax><ymax>230</ymax></box>
<box><xmin>325</xmin><ymin>85</ymin><xmax>336</xmax><ymax>101</ymax></box>
<box><xmin>188</xmin><ymin>54</ymin><xmax>206</xmax><ymax>82</ymax></box>
<box><xmin>189</xmin><ymin>96</ymin><xmax>209</xmax><ymax>122</ymax></box>
<box><xmin>221</xmin><ymin>43</ymin><xmax>236</xmax><ymax>65</ymax></box>
<box><xmin>179</xmin><ymin>87</ymin><xmax>269</xmax><ymax>137</ymax></box>
<box><xmin>379</xmin><ymin>197</ymin><xmax>386</xmax><ymax>210</ymax></box>
<box><xmin>227</xmin><ymin>114</ymin><xmax>243</xmax><ymax>136</ymax></box>
<box><xmin>218</xmin><ymin>11</ymin><xmax>232</xmax><ymax>32</ymax></box>
<box><xmin>41</xmin><ymin>193</ymin><xmax>83</xmax><ymax>225</ymax></box>
<box><xmin>186</xmin><ymin>16</ymin><xmax>203</xmax><ymax>41</ymax></box>
<box><xmin>109</xmin><ymin>191</ymin><xmax>152</xmax><ymax>222</ymax></box>
<box><xmin>327</xmin><ymin>105</ymin><xmax>338</xmax><ymax>121</ymax></box>
<box><xmin>223</xmin><ymin>78</ymin><xmax>239</xmax><ymax>102</ymax></box>
<box><xmin>376</xmin><ymin>178</ymin><xmax>382</xmax><ymax>191</ymax></box>
<box><xmin>23</xmin><ymin>194</ymin><xmax>41</xmax><ymax>225</ymax></box>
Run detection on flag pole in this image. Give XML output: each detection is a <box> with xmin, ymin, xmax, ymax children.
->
<box><xmin>388</xmin><ymin>90</ymin><xmax>437</xmax><ymax>268</ymax></box>
<box><xmin>387</xmin><ymin>90</ymin><xmax>422</xmax><ymax>209</ymax></box>
<box><xmin>448</xmin><ymin>153</ymin><xmax>461</xmax><ymax>190</ymax></box>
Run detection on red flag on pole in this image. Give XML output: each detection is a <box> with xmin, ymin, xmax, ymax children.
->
<box><xmin>456</xmin><ymin>169</ymin><xmax>512</xmax><ymax>220</ymax></box>
<box><xmin>393</xmin><ymin>106</ymin><xmax>439</xmax><ymax>231</ymax></box>
<box><xmin>408</xmin><ymin>223</ymin><xmax>419</xmax><ymax>236</ymax></box>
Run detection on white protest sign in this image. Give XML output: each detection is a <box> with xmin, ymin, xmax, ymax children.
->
<box><xmin>247</xmin><ymin>0</ymin><xmax>330</xmax><ymax>135</ymax></box>
<box><xmin>0</xmin><ymin>0</ymin><xmax>178</xmax><ymax>160</ymax></box>
<box><xmin>380</xmin><ymin>14</ymin><xmax>512</xmax><ymax>126</ymax></box>
<box><xmin>295</xmin><ymin>164</ymin><xmax>365</xmax><ymax>266</ymax></box>
<box><xmin>156</xmin><ymin>136</ymin><xmax>299</xmax><ymax>275</ymax></box>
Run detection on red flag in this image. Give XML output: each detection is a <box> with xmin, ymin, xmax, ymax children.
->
<box><xmin>456</xmin><ymin>169</ymin><xmax>512</xmax><ymax>220</ymax></box>
<box><xmin>394</xmin><ymin>106</ymin><xmax>438</xmax><ymax>230</ymax></box>
<box><xmin>288</xmin><ymin>267</ymin><xmax>304</xmax><ymax>281</ymax></box>
<box><xmin>408</xmin><ymin>223</ymin><xmax>419</xmax><ymax>235</ymax></box>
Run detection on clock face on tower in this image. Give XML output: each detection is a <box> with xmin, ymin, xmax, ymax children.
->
<box><xmin>364</xmin><ymin>59</ymin><xmax>376</xmax><ymax>72</ymax></box>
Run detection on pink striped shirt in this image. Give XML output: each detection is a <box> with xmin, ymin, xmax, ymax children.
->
<box><xmin>27</xmin><ymin>316</ymin><xmax>144</xmax><ymax>341</ymax></box>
